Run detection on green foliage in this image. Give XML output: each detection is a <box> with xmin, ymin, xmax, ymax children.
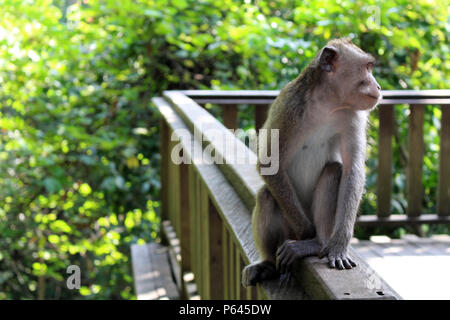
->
<box><xmin>0</xmin><ymin>0</ymin><xmax>448</xmax><ymax>299</ymax></box>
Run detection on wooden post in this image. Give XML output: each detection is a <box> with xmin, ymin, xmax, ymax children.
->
<box><xmin>195</xmin><ymin>173</ymin><xmax>203</xmax><ymax>295</ymax></box>
<box><xmin>188</xmin><ymin>166</ymin><xmax>197</xmax><ymax>277</ymax></box>
<box><xmin>229</xmin><ymin>236</ymin><xmax>235</xmax><ymax>299</ymax></box>
<box><xmin>407</xmin><ymin>104</ymin><xmax>425</xmax><ymax>218</ymax></box>
<box><xmin>160</xmin><ymin>120</ymin><xmax>169</xmax><ymax>221</ymax></box>
<box><xmin>240</xmin><ymin>256</ymin><xmax>247</xmax><ymax>299</ymax></box>
<box><xmin>201</xmin><ymin>184</ymin><xmax>211</xmax><ymax>299</ymax></box>
<box><xmin>179</xmin><ymin>162</ymin><xmax>191</xmax><ymax>273</ymax></box>
<box><xmin>254</xmin><ymin>105</ymin><xmax>268</xmax><ymax>130</ymax></box>
<box><xmin>377</xmin><ymin>105</ymin><xmax>394</xmax><ymax>218</ymax></box>
<box><xmin>235</xmin><ymin>247</ymin><xmax>240</xmax><ymax>299</ymax></box>
<box><xmin>222</xmin><ymin>225</ymin><xmax>229</xmax><ymax>300</ymax></box>
<box><xmin>208</xmin><ymin>200</ymin><xmax>225</xmax><ymax>299</ymax></box>
<box><xmin>438</xmin><ymin>105</ymin><xmax>450</xmax><ymax>216</ymax></box>
<box><xmin>223</xmin><ymin>104</ymin><xmax>238</xmax><ymax>130</ymax></box>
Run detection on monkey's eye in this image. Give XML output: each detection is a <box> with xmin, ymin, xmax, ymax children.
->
<box><xmin>366</xmin><ymin>62</ymin><xmax>374</xmax><ymax>71</ymax></box>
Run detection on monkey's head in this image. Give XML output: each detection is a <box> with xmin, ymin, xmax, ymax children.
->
<box><xmin>316</xmin><ymin>38</ymin><xmax>381</xmax><ymax>111</ymax></box>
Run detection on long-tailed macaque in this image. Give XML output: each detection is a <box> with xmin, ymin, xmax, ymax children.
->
<box><xmin>242</xmin><ymin>38</ymin><xmax>381</xmax><ymax>287</ymax></box>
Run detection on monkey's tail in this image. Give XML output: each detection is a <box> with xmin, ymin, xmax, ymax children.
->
<box><xmin>252</xmin><ymin>186</ymin><xmax>278</xmax><ymax>261</ymax></box>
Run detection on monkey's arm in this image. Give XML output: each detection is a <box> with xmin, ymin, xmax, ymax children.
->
<box><xmin>319</xmin><ymin>134</ymin><xmax>365</xmax><ymax>268</ymax></box>
<box><xmin>261</xmin><ymin>169</ymin><xmax>315</xmax><ymax>240</ymax></box>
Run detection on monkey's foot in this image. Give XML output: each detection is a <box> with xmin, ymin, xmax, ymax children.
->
<box><xmin>276</xmin><ymin>239</ymin><xmax>321</xmax><ymax>274</ymax></box>
<box><xmin>242</xmin><ymin>260</ymin><xmax>277</xmax><ymax>288</ymax></box>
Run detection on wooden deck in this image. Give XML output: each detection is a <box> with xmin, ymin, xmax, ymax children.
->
<box><xmin>131</xmin><ymin>243</ymin><xmax>180</xmax><ymax>300</ymax></box>
<box><xmin>352</xmin><ymin>234</ymin><xmax>450</xmax><ymax>300</ymax></box>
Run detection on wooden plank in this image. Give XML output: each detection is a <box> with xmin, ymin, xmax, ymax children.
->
<box><xmin>208</xmin><ymin>200</ymin><xmax>225</xmax><ymax>299</ymax></box>
<box><xmin>377</xmin><ymin>105</ymin><xmax>394</xmax><ymax>218</ymax></box>
<box><xmin>179</xmin><ymin>162</ymin><xmax>191</xmax><ymax>272</ymax></box>
<box><xmin>407</xmin><ymin>104</ymin><xmax>425</xmax><ymax>217</ymax></box>
<box><xmin>254</xmin><ymin>104</ymin><xmax>268</xmax><ymax>130</ymax></box>
<box><xmin>200</xmin><ymin>183</ymin><xmax>210</xmax><ymax>299</ymax></box>
<box><xmin>131</xmin><ymin>243</ymin><xmax>157</xmax><ymax>300</ymax></box>
<box><xmin>222</xmin><ymin>104</ymin><xmax>238</xmax><ymax>130</ymax></box>
<box><xmin>167</xmin><ymin>137</ymin><xmax>181</xmax><ymax>236</ymax></box>
<box><xmin>188</xmin><ymin>165</ymin><xmax>197</xmax><ymax>277</ymax></box>
<box><xmin>197</xmin><ymin>174</ymin><xmax>204</xmax><ymax>298</ymax></box>
<box><xmin>240</xmin><ymin>256</ymin><xmax>247</xmax><ymax>299</ymax></box>
<box><xmin>160</xmin><ymin>221</ymin><xmax>183</xmax><ymax>292</ymax></box>
<box><xmin>438</xmin><ymin>105</ymin><xmax>450</xmax><ymax>216</ymax></box>
<box><xmin>131</xmin><ymin>243</ymin><xmax>179</xmax><ymax>300</ymax></box>
<box><xmin>222</xmin><ymin>225</ymin><xmax>229</xmax><ymax>300</ymax></box>
<box><xmin>160</xmin><ymin>119</ymin><xmax>169</xmax><ymax>221</ymax></box>
<box><xmin>229</xmin><ymin>236</ymin><xmax>235</xmax><ymax>299</ymax></box>
<box><xmin>357</xmin><ymin>214</ymin><xmax>450</xmax><ymax>226</ymax></box>
<box><xmin>151</xmin><ymin>243</ymin><xmax>180</xmax><ymax>300</ymax></box>
<box><xmin>235</xmin><ymin>247</ymin><xmax>240</xmax><ymax>299</ymax></box>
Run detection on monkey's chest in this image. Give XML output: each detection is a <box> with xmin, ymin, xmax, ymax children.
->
<box><xmin>287</xmin><ymin>126</ymin><xmax>341</xmax><ymax>207</ymax></box>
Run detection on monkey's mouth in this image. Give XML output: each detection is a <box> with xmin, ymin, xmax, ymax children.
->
<box><xmin>366</xmin><ymin>94</ymin><xmax>380</xmax><ymax>100</ymax></box>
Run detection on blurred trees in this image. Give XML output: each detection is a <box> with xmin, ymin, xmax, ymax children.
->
<box><xmin>0</xmin><ymin>0</ymin><xmax>448</xmax><ymax>299</ymax></box>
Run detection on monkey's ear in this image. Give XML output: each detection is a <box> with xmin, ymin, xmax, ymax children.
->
<box><xmin>319</xmin><ymin>46</ymin><xmax>338</xmax><ymax>72</ymax></box>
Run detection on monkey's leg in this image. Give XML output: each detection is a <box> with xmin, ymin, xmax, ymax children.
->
<box><xmin>242</xmin><ymin>187</ymin><xmax>287</xmax><ymax>287</ymax></box>
<box><xmin>313</xmin><ymin>162</ymin><xmax>356</xmax><ymax>270</ymax></box>
<box><xmin>275</xmin><ymin>162</ymin><xmax>352</xmax><ymax>274</ymax></box>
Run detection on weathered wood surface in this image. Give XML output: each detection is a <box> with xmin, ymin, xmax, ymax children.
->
<box><xmin>352</xmin><ymin>234</ymin><xmax>450</xmax><ymax>300</ymax></box>
<box><xmin>156</xmin><ymin>93</ymin><xmax>401</xmax><ymax>300</ymax></box>
<box><xmin>163</xmin><ymin>91</ymin><xmax>263</xmax><ymax>211</ymax></box>
<box><xmin>131</xmin><ymin>243</ymin><xmax>179</xmax><ymax>300</ymax></box>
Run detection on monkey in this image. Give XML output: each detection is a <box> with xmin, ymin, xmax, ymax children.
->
<box><xmin>242</xmin><ymin>38</ymin><xmax>381</xmax><ymax>287</ymax></box>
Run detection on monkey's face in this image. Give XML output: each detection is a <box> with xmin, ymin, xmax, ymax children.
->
<box><xmin>319</xmin><ymin>42</ymin><xmax>382</xmax><ymax>112</ymax></box>
<box><xmin>335</xmin><ymin>52</ymin><xmax>382</xmax><ymax>111</ymax></box>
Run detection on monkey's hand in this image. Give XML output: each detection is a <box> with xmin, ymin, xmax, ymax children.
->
<box><xmin>318</xmin><ymin>242</ymin><xmax>357</xmax><ymax>270</ymax></box>
<box><xmin>276</xmin><ymin>238</ymin><xmax>321</xmax><ymax>274</ymax></box>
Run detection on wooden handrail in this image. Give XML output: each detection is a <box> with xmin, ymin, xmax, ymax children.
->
<box><xmin>155</xmin><ymin>90</ymin><xmax>402</xmax><ymax>300</ymax></box>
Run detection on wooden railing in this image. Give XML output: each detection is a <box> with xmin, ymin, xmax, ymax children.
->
<box><xmin>152</xmin><ymin>89</ymin><xmax>450</xmax><ymax>300</ymax></box>
<box><xmin>179</xmin><ymin>90</ymin><xmax>450</xmax><ymax>226</ymax></box>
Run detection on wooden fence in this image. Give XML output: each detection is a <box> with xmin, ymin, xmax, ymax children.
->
<box><xmin>153</xmin><ymin>89</ymin><xmax>450</xmax><ymax>300</ymax></box>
